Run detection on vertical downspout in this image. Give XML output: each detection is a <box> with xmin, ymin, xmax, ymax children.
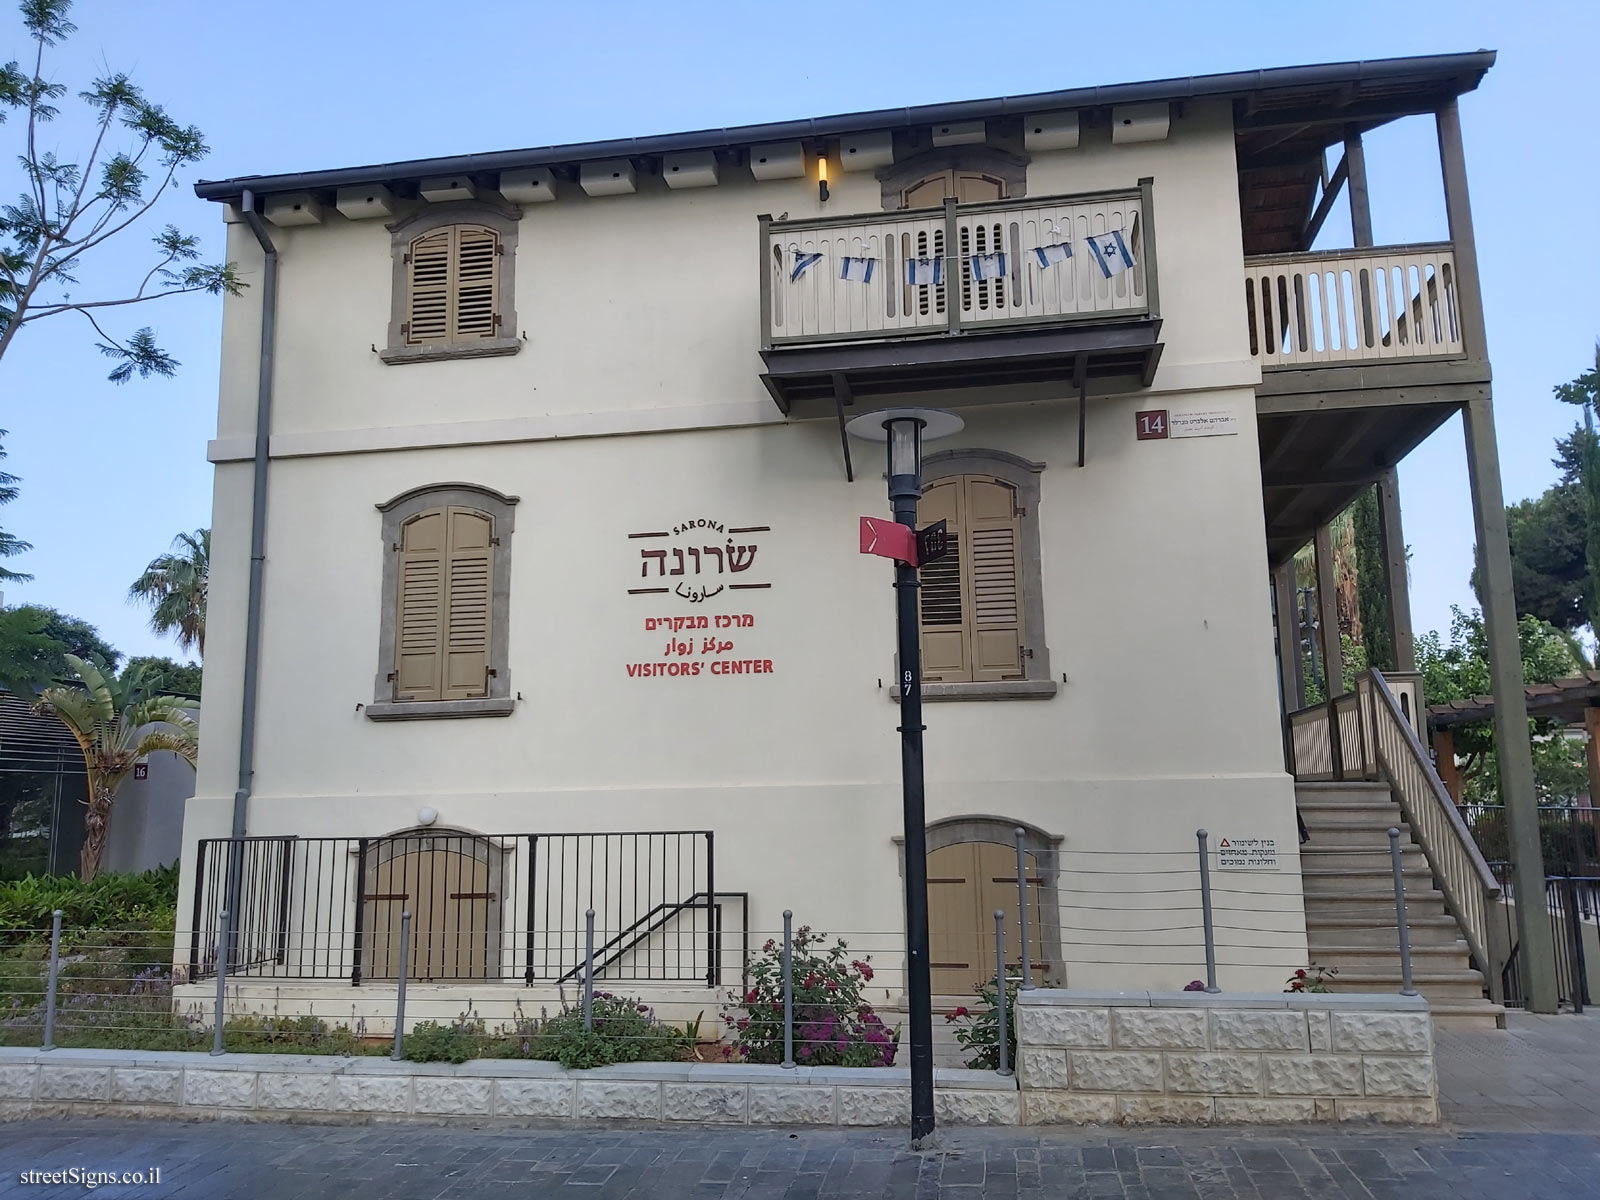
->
<box><xmin>224</xmin><ymin>189</ymin><xmax>279</xmax><ymax>952</ymax></box>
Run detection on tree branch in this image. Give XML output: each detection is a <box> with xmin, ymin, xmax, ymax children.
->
<box><xmin>20</xmin><ymin>279</ymin><xmax>227</xmax><ymax>321</ymax></box>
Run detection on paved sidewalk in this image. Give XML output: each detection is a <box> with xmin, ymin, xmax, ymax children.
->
<box><xmin>3</xmin><ymin>1119</ymin><xmax>1598</xmax><ymax>1199</ymax></box>
<box><xmin>1436</xmin><ymin>1008</ymin><xmax>1600</xmax><ymax>1134</ymax></box>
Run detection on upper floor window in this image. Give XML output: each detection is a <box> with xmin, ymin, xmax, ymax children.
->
<box><xmin>368</xmin><ymin>484</ymin><xmax>518</xmax><ymax>720</ymax></box>
<box><xmin>876</xmin><ymin>146</ymin><xmax>1029</xmax><ymax>212</ymax></box>
<box><xmin>912</xmin><ymin>450</ymin><xmax>1055</xmax><ymax>700</ymax></box>
<box><xmin>381</xmin><ymin>204</ymin><xmax>521</xmax><ymax>366</ymax></box>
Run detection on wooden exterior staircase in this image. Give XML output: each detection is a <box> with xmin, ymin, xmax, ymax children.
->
<box><xmin>1289</xmin><ymin>670</ymin><xmax>1507</xmax><ymax>1030</ymax></box>
<box><xmin>1298</xmin><ymin>779</ymin><xmax>1504</xmax><ymax>1028</ymax></box>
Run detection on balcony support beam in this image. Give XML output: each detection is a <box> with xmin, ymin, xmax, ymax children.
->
<box><xmin>832</xmin><ymin>374</ymin><xmax>855</xmax><ymax>483</ymax></box>
<box><xmin>1300</xmin><ymin>153</ymin><xmax>1348</xmax><ymax>249</ymax></box>
<box><xmin>1272</xmin><ymin>557</ymin><xmax>1306</xmax><ymax>713</ymax></box>
<box><xmin>1462</xmin><ymin>393</ymin><xmax>1557</xmax><ymax>1012</ymax></box>
<box><xmin>1376</xmin><ymin>467</ymin><xmax>1416</xmax><ymax>672</ymax></box>
<box><xmin>1312</xmin><ymin>522</ymin><xmax>1344</xmax><ymax>697</ymax></box>
<box><xmin>1343</xmin><ymin>131</ymin><xmax>1374</xmax><ymax>248</ymax></box>
<box><xmin>1436</xmin><ymin>99</ymin><xmax>1489</xmax><ymax>360</ymax></box>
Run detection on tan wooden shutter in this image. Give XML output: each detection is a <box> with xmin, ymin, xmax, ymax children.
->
<box><xmin>405</xmin><ymin>231</ymin><xmax>452</xmax><ymax>345</ymax></box>
<box><xmin>406</xmin><ymin>225</ymin><xmax>499</xmax><ymax>346</ymax></box>
<box><xmin>442</xmin><ymin>508</ymin><xmax>493</xmax><ymax>700</ymax></box>
<box><xmin>453</xmin><ymin>227</ymin><xmax>499</xmax><ymax>340</ymax></box>
<box><xmin>395</xmin><ymin>510</ymin><xmax>447</xmax><ymax>700</ymax></box>
<box><xmin>965</xmin><ymin>477</ymin><xmax>1024</xmax><ymax>681</ymax></box>
<box><xmin>917</xmin><ymin>479</ymin><xmax>968</xmax><ymax>681</ymax></box>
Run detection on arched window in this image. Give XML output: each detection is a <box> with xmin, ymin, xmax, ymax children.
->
<box><xmin>914</xmin><ymin>450</ymin><xmax>1055</xmax><ymax>699</ymax></box>
<box><xmin>369</xmin><ymin>484</ymin><xmax>519</xmax><ymax>720</ymax></box>
<box><xmin>381</xmin><ymin>204</ymin><xmax>521</xmax><ymax>365</ymax></box>
<box><xmin>875</xmin><ymin>146</ymin><xmax>1029</xmax><ymax>211</ymax></box>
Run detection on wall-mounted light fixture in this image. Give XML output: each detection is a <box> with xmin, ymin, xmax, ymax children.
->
<box><xmin>817</xmin><ymin>150</ymin><xmax>830</xmax><ymax>203</ymax></box>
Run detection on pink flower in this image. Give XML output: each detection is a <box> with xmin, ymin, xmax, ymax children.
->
<box><xmin>744</xmin><ymin>988</ymin><xmax>759</xmax><ymax>1004</ymax></box>
<box><xmin>947</xmin><ymin>1005</ymin><xmax>969</xmax><ymax>1021</ymax></box>
<box><xmin>763</xmin><ymin>939</ymin><xmax>776</xmax><ymax>953</ymax></box>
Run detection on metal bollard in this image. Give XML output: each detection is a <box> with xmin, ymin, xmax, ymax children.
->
<box><xmin>392</xmin><ymin>911</ymin><xmax>412</xmax><ymax>1060</ymax></box>
<box><xmin>1014</xmin><ymin>828</ymin><xmax>1033</xmax><ymax>990</ymax></box>
<box><xmin>993</xmin><ymin>910</ymin><xmax>1011</xmax><ymax>1077</ymax></box>
<box><xmin>1388</xmin><ymin>829</ymin><xmax>1417</xmax><ymax>996</ymax></box>
<box><xmin>583</xmin><ymin>908</ymin><xmax>595</xmax><ymax>1031</ymax></box>
<box><xmin>211</xmin><ymin>909</ymin><xmax>229</xmax><ymax>1056</ymax></box>
<box><xmin>1197</xmin><ymin>830</ymin><xmax>1220</xmax><ymax>993</ymax></box>
<box><xmin>781</xmin><ymin>910</ymin><xmax>795</xmax><ymax>1069</ymax></box>
<box><xmin>41</xmin><ymin>909</ymin><xmax>62</xmax><ymax>1051</ymax></box>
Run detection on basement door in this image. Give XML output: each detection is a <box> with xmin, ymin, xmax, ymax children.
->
<box><xmin>927</xmin><ymin>841</ymin><xmax>1046</xmax><ymax>995</ymax></box>
<box><xmin>362</xmin><ymin>839</ymin><xmax>499</xmax><ymax>981</ymax></box>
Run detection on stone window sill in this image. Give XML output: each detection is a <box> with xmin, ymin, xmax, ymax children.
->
<box><xmin>365</xmin><ymin>697</ymin><xmax>515</xmax><ymax>721</ymax></box>
<box><xmin>892</xmin><ymin>680</ymin><xmax>1058</xmax><ymax>702</ymax></box>
<box><xmin>378</xmin><ymin>338</ymin><xmax>521</xmax><ymax>366</ymax></box>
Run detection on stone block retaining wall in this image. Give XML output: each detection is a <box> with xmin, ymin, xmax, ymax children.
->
<box><xmin>0</xmin><ymin>1050</ymin><xmax>1017</xmax><ymax>1127</ymax></box>
<box><xmin>1015</xmin><ymin>989</ymin><xmax>1437</xmax><ymax>1125</ymax></box>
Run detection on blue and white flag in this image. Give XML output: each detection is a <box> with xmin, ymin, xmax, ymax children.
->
<box><xmin>840</xmin><ymin>256</ymin><xmax>876</xmax><ymax>283</ymax></box>
<box><xmin>790</xmin><ymin>251</ymin><xmax>822</xmax><ymax>282</ymax></box>
<box><xmin>1085</xmin><ymin>230</ymin><xmax>1135</xmax><ymax>279</ymax></box>
<box><xmin>905</xmin><ymin>256</ymin><xmax>943</xmax><ymax>286</ymax></box>
<box><xmin>1032</xmin><ymin>242</ymin><xmax>1073</xmax><ymax>269</ymax></box>
<box><xmin>970</xmin><ymin>251</ymin><xmax>1008</xmax><ymax>282</ymax></box>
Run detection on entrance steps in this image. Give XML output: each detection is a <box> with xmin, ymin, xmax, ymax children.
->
<box><xmin>1296</xmin><ymin>780</ymin><xmax>1505</xmax><ymax>1031</ymax></box>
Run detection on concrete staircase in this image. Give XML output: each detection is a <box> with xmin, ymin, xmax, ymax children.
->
<box><xmin>1297</xmin><ymin>780</ymin><xmax>1505</xmax><ymax>1030</ymax></box>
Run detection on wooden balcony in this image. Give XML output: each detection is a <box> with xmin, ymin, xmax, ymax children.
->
<box><xmin>758</xmin><ymin>185</ymin><xmax>1163</xmax><ymax>419</ymax></box>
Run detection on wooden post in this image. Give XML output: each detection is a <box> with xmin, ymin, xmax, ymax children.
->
<box><xmin>1344</xmin><ymin>130</ymin><xmax>1374</xmax><ymax>248</ymax></box>
<box><xmin>1432</xmin><ymin>728</ymin><xmax>1463</xmax><ymax>805</ymax></box>
<box><xmin>1437</xmin><ymin>99</ymin><xmax>1490</xmax><ymax>361</ymax></box>
<box><xmin>1313</xmin><ymin>524</ymin><xmax>1344</xmax><ymax>697</ymax></box>
<box><xmin>1463</xmin><ymin>394</ymin><xmax>1557</xmax><ymax>1011</ymax></box>
<box><xmin>1272</xmin><ymin>558</ymin><xmax>1305</xmax><ymax>712</ymax></box>
<box><xmin>1376</xmin><ymin>468</ymin><xmax>1417</xmax><ymax>672</ymax></box>
<box><xmin>1584</xmin><ymin>708</ymin><xmax>1600</xmax><ymax>812</ymax></box>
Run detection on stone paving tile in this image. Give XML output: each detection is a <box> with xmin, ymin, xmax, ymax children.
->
<box><xmin>2</xmin><ymin>1120</ymin><xmax>1600</xmax><ymax>1197</ymax></box>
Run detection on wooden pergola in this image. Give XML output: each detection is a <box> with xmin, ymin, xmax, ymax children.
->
<box><xmin>1429</xmin><ymin>673</ymin><xmax>1600</xmax><ymax>808</ymax></box>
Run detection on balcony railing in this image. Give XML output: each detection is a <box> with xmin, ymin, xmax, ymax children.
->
<box><xmin>761</xmin><ymin>184</ymin><xmax>1157</xmax><ymax>348</ymax></box>
<box><xmin>1244</xmin><ymin>242</ymin><xmax>1464</xmax><ymax>369</ymax></box>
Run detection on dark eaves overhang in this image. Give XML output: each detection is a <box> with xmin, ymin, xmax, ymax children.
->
<box><xmin>193</xmin><ymin>51</ymin><xmax>1495</xmax><ymax>204</ymax></box>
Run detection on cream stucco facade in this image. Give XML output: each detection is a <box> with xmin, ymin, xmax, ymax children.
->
<box><xmin>180</xmin><ymin>90</ymin><xmax>1313</xmax><ymax>1009</ymax></box>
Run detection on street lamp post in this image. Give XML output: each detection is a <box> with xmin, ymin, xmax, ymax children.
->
<box><xmin>846</xmin><ymin>406</ymin><xmax>963</xmax><ymax>1147</ymax></box>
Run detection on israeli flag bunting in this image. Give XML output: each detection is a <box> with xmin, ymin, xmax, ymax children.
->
<box><xmin>1032</xmin><ymin>242</ymin><xmax>1073</xmax><ymax>269</ymax></box>
<box><xmin>840</xmin><ymin>256</ymin><xmax>876</xmax><ymax>283</ymax></box>
<box><xmin>905</xmin><ymin>256</ymin><xmax>943</xmax><ymax>286</ymax></box>
<box><xmin>1085</xmin><ymin>230</ymin><xmax>1135</xmax><ymax>279</ymax></box>
<box><xmin>790</xmin><ymin>251</ymin><xmax>822</xmax><ymax>282</ymax></box>
<box><xmin>970</xmin><ymin>251</ymin><xmax>1007</xmax><ymax>282</ymax></box>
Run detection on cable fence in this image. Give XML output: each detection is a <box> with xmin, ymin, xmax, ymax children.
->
<box><xmin>1</xmin><ymin>828</ymin><xmax>1435</xmax><ymax>1073</ymax></box>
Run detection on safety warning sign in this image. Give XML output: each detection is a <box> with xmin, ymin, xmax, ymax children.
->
<box><xmin>1216</xmin><ymin>836</ymin><xmax>1279</xmax><ymax>871</ymax></box>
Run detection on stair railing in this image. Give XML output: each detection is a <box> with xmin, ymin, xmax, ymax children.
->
<box><xmin>1360</xmin><ymin>671</ymin><xmax>1503</xmax><ymax>983</ymax></box>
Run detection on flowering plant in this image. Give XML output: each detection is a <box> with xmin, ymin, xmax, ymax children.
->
<box><xmin>721</xmin><ymin>925</ymin><xmax>898</xmax><ymax>1067</ymax></box>
<box><xmin>944</xmin><ymin>971</ymin><xmax>1017</xmax><ymax>1071</ymax></box>
<box><xmin>1285</xmin><ymin>964</ymin><xmax>1339</xmax><ymax>993</ymax></box>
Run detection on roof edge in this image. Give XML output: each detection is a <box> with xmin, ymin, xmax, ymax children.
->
<box><xmin>195</xmin><ymin>50</ymin><xmax>1496</xmax><ymax>203</ymax></box>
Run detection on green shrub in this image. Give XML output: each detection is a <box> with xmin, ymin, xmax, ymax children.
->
<box><xmin>402</xmin><ymin>1017</ymin><xmax>486</xmax><ymax>1064</ymax></box>
<box><xmin>721</xmin><ymin>926</ymin><xmax>897</xmax><ymax>1067</ymax></box>
<box><xmin>944</xmin><ymin>973</ymin><xmax>1016</xmax><ymax>1071</ymax></box>
<box><xmin>0</xmin><ymin>864</ymin><xmax>179</xmax><ymax>947</ymax></box>
<box><xmin>520</xmin><ymin>994</ymin><xmax>693</xmax><ymax>1069</ymax></box>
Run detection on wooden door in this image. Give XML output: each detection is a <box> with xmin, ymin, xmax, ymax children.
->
<box><xmin>363</xmin><ymin>841</ymin><xmax>497</xmax><ymax>981</ymax></box>
<box><xmin>926</xmin><ymin>841</ymin><xmax>1046</xmax><ymax>994</ymax></box>
<box><xmin>899</xmin><ymin>171</ymin><xmax>1005</xmax><ymax>209</ymax></box>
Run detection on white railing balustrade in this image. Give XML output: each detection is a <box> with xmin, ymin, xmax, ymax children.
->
<box><xmin>1243</xmin><ymin>243</ymin><xmax>1463</xmax><ymax>368</ymax></box>
<box><xmin>762</xmin><ymin>185</ymin><xmax>1156</xmax><ymax>346</ymax></box>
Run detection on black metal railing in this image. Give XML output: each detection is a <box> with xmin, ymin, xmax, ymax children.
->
<box><xmin>188</xmin><ymin>830</ymin><xmax>745</xmax><ymax>988</ymax></box>
<box><xmin>1474</xmin><ymin>802</ymin><xmax>1600</xmax><ymax>1010</ymax></box>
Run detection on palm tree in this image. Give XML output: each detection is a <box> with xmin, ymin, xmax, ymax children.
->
<box><xmin>128</xmin><ymin>528</ymin><xmax>208</xmax><ymax>656</ymax></box>
<box><xmin>37</xmin><ymin>655</ymin><xmax>198</xmax><ymax>880</ymax></box>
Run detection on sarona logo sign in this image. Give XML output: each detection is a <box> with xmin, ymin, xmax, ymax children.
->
<box><xmin>625</xmin><ymin>518</ymin><xmax>773</xmax><ymax>680</ymax></box>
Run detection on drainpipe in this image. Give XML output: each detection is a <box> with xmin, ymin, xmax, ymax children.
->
<box><xmin>223</xmin><ymin>189</ymin><xmax>279</xmax><ymax>956</ymax></box>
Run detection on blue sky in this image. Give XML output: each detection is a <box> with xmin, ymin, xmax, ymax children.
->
<box><xmin>1</xmin><ymin>0</ymin><xmax>1596</xmax><ymax>664</ymax></box>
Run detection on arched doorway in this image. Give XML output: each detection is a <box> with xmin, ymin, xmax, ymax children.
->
<box><xmin>361</xmin><ymin>830</ymin><xmax>502</xmax><ymax>981</ymax></box>
<box><xmin>898</xmin><ymin>817</ymin><xmax>1061</xmax><ymax>994</ymax></box>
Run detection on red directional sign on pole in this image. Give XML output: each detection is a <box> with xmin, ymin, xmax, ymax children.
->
<box><xmin>860</xmin><ymin>516</ymin><xmax>918</xmax><ymax>566</ymax></box>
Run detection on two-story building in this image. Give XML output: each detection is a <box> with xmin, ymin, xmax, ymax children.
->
<box><xmin>176</xmin><ymin>51</ymin><xmax>1538</xmax><ymax>1031</ymax></box>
